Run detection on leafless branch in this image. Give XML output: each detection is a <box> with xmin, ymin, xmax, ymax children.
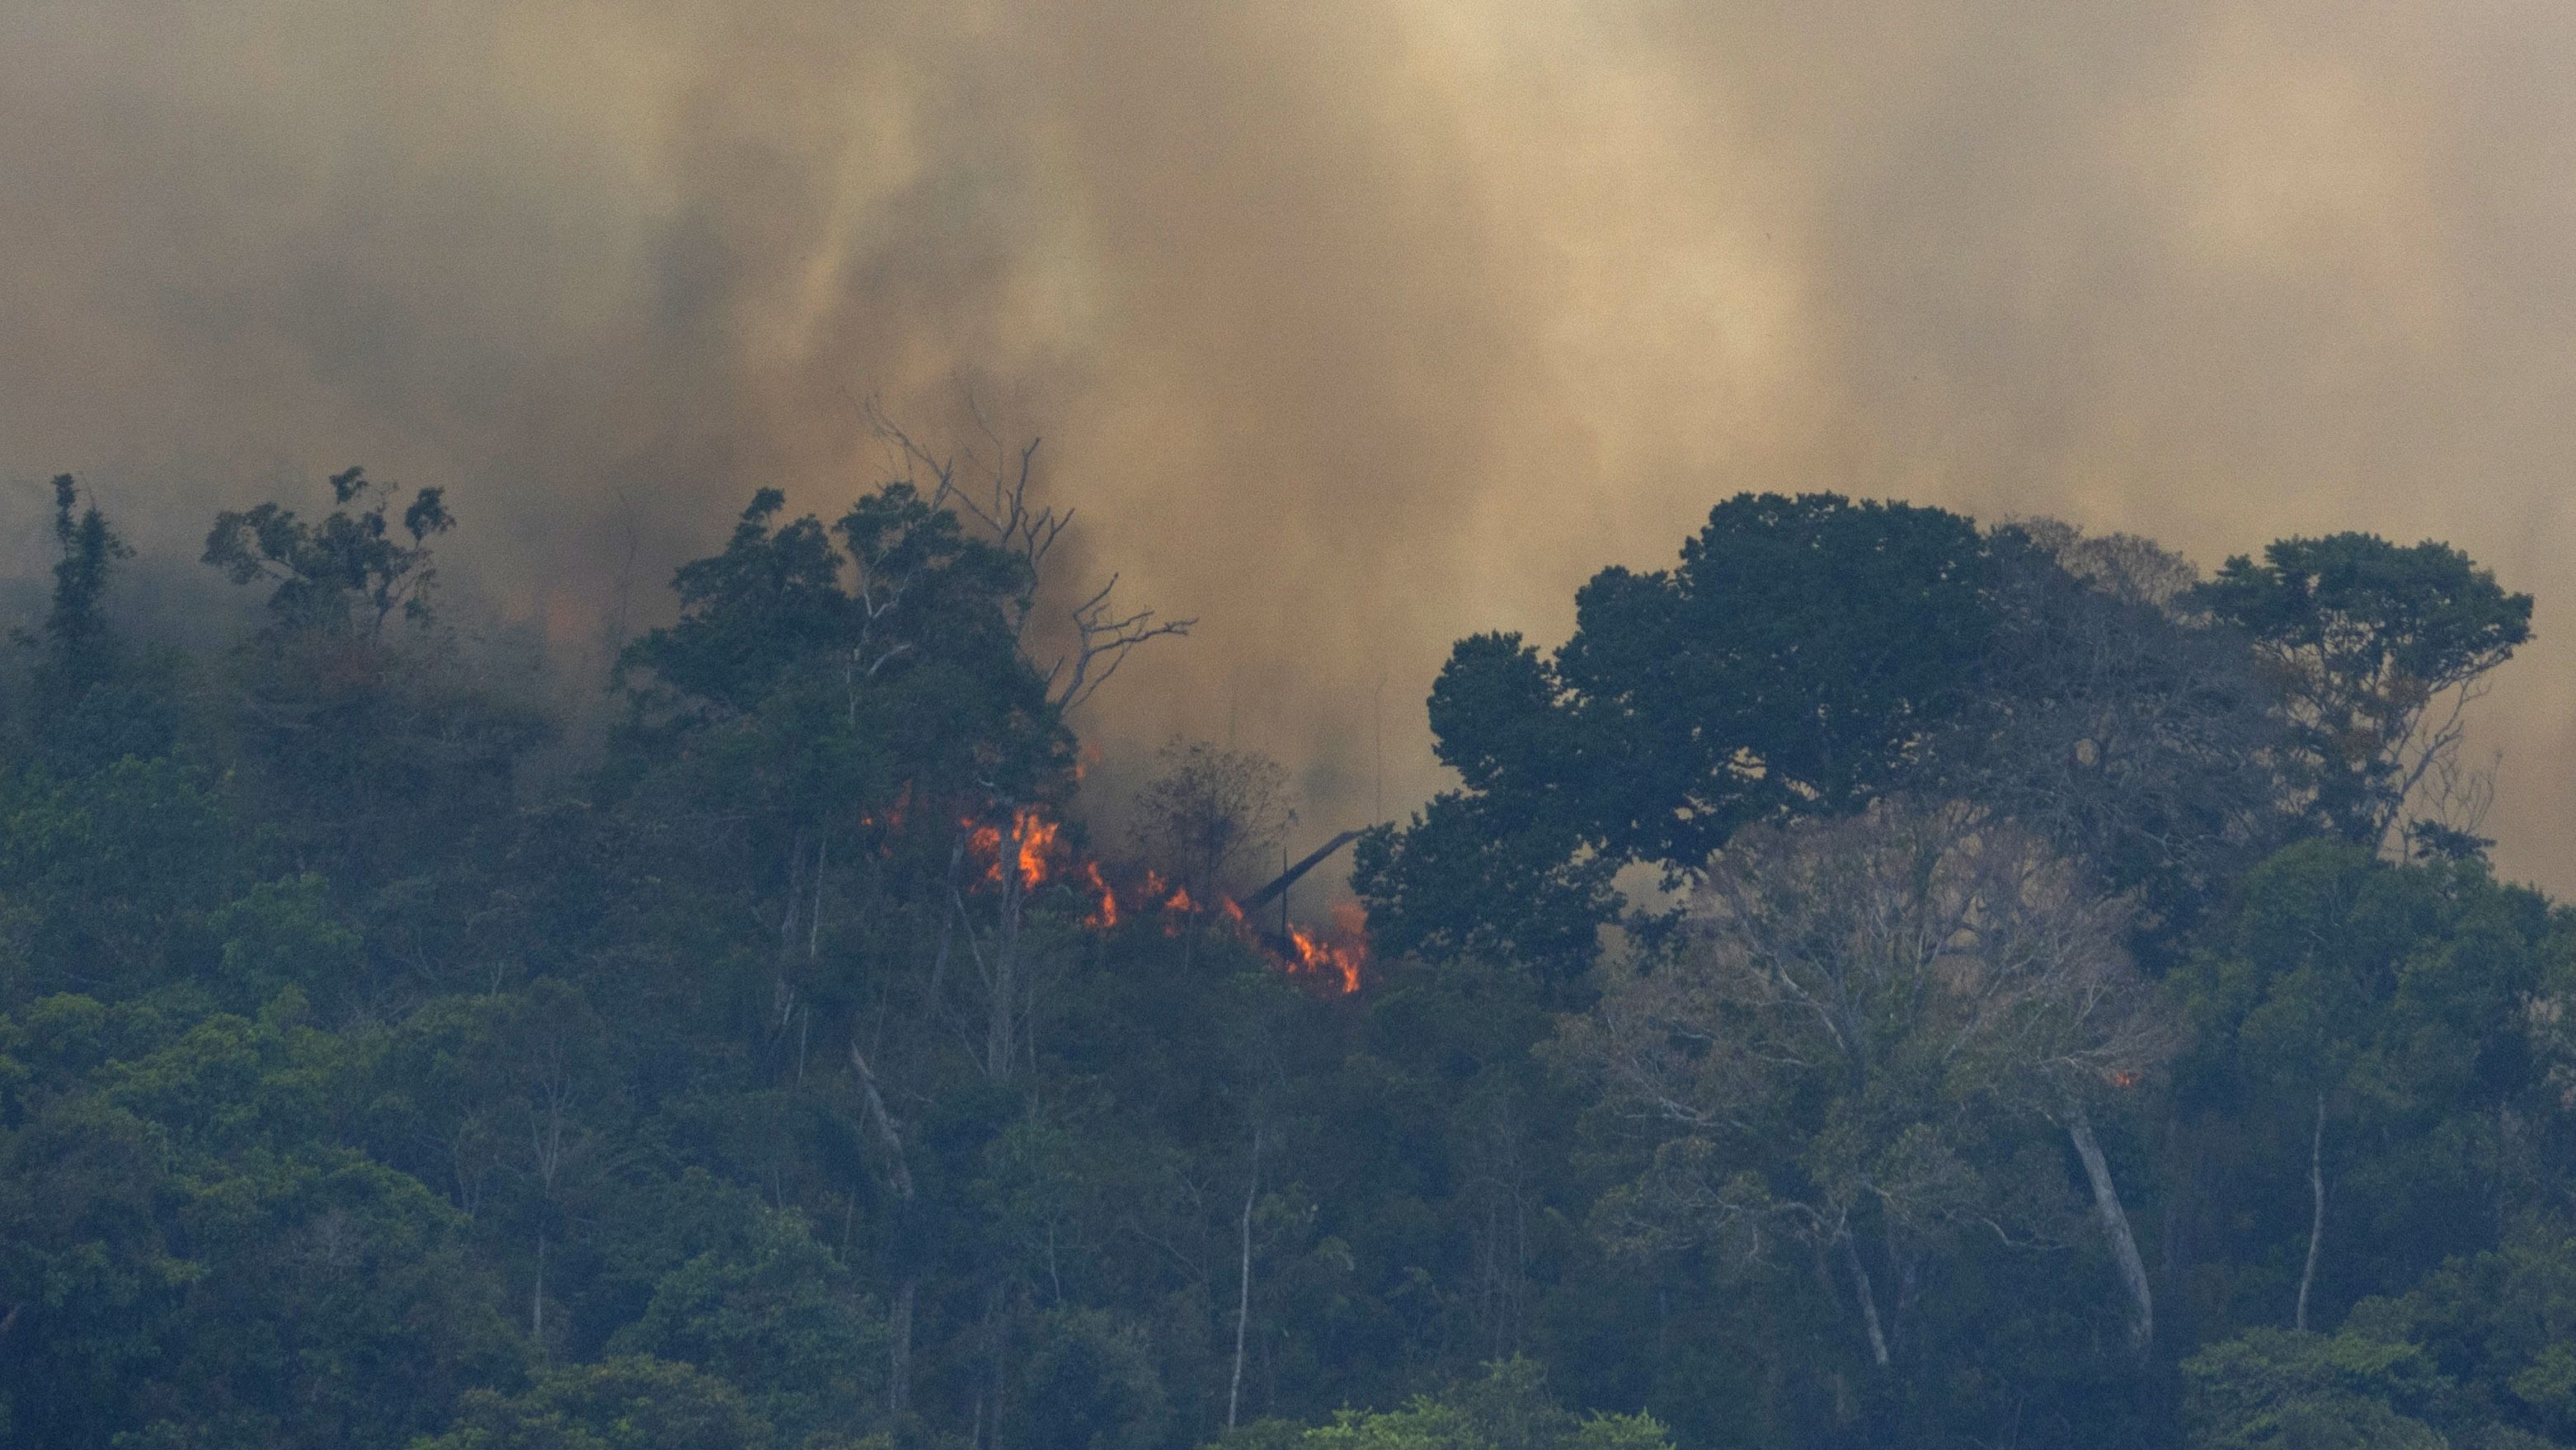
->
<box><xmin>866</xmin><ymin>397</ymin><xmax>1192</xmax><ymax>717</ymax></box>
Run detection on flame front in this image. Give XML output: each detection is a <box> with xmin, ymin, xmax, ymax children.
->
<box><xmin>959</xmin><ymin>808</ymin><xmax>1370</xmax><ymax>995</ymax></box>
<box><xmin>1136</xmin><ymin>873</ymin><xmax>1369</xmax><ymax>993</ymax></box>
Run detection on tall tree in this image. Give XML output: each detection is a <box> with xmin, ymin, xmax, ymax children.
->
<box><xmin>26</xmin><ymin>474</ymin><xmax>131</xmax><ymax>702</ymax></box>
<box><xmin>1934</xmin><ymin>522</ymin><xmax>2290</xmax><ymax>954</ymax></box>
<box><xmin>1360</xmin><ymin>493</ymin><xmax>2008</xmax><ymax>984</ymax></box>
<box><xmin>2193</xmin><ymin>534</ymin><xmax>2531</xmax><ymax>853</ymax></box>
<box><xmin>1561</xmin><ymin>802</ymin><xmax>2174</xmax><ymax>1370</ymax></box>
<box><xmin>201</xmin><ymin>468</ymin><xmax>546</xmax><ymax>900</ymax></box>
<box><xmin>202</xmin><ymin>465</ymin><xmax>452</xmax><ymax>638</ymax></box>
<box><xmin>616</xmin><ymin>477</ymin><xmax>1049</xmax><ymax>1416</ymax></box>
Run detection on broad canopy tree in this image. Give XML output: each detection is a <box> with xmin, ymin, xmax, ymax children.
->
<box><xmin>1361</xmin><ymin>500</ymin><xmax>2530</xmax><ymax>991</ymax></box>
<box><xmin>1561</xmin><ymin>801</ymin><xmax>2174</xmax><ymax>1368</ymax></box>
<box><xmin>1358</xmin><ymin>494</ymin><xmax>2006</xmax><ymax>986</ymax></box>
<box><xmin>1934</xmin><ymin>522</ymin><xmax>2288</xmax><ymax>949</ymax></box>
<box><xmin>202</xmin><ymin>465</ymin><xmax>453</xmax><ymax>639</ymax></box>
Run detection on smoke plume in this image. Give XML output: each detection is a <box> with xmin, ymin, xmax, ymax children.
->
<box><xmin>7</xmin><ymin>1</ymin><xmax>2576</xmax><ymax>887</ymax></box>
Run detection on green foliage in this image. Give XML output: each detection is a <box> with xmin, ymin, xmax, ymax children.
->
<box><xmin>416</xmin><ymin>1357</ymin><xmax>773</xmax><ymax>1450</ymax></box>
<box><xmin>2343</xmin><ymin>1221</ymin><xmax>2576</xmax><ymax>1444</ymax></box>
<box><xmin>614</xmin><ymin>483</ymin><xmax>1056</xmax><ymax>809</ymax></box>
<box><xmin>2196</xmin><ymin>532</ymin><xmax>2532</xmax><ymax>847</ymax></box>
<box><xmin>200</xmin><ymin>468</ymin><xmax>548</xmax><ymax>902</ymax></box>
<box><xmin>5</xmin><ymin>466</ymin><xmax>2569</xmax><ymax>1450</ymax></box>
<box><xmin>610</xmin><ymin>1207</ymin><xmax>883</xmax><ymax>1445</ymax></box>
<box><xmin>0</xmin><ymin>1000</ymin><xmax>517</xmax><ymax>1449</ymax></box>
<box><xmin>1214</xmin><ymin>1361</ymin><xmax>1675</xmax><ymax>1450</ymax></box>
<box><xmin>20</xmin><ymin>473</ymin><xmax>133</xmax><ymax>703</ymax></box>
<box><xmin>2170</xmin><ymin>840</ymin><xmax>2556</xmax><ymax>1334</ymax></box>
<box><xmin>1554</xmin><ymin>494</ymin><xmax>1999</xmax><ymax>858</ymax></box>
<box><xmin>1350</xmin><ymin>784</ymin><xmax>1619</xmax><ymax>993</ymax></box>
<box><xmin>1018</xmin><ymin>1307</ymin><xmax>1172</xmax><ymax>1450</ymax></box>
<box><xmin>0</xmin><ymin>754</ymin><xmax>243</xmax><ymax>1006</ymax></box>
<box><xmin>208</xmin><ymin>874</ymin><xmax>364</xmax><ymax>1010</ymax></box>
<box><xmin>203</xmin><ymin>465</ymin><xmax>453</xmax><ymax>638</ymax></box>
<box><xmin>1359</xmin><ymin>493</ymin><xmax>2005</xmax><ymax>982</ymax></box>
<box><xmin>2184</xmin><ymin>1327</ymin><xmax>2450</xmax><ymax>1449</ymax></box>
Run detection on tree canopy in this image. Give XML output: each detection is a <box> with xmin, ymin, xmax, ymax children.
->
<box><xmin>0</xmin><ymin>466</ymin><xmax>2558</xmax><ymax>1450</ymax></box>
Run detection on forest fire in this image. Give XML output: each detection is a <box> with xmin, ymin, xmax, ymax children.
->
<box><xmin>1079</xmin><ymin>862</ymin><xmax>1119</xmax><ymax>930</ymax></box>
<box><xmin>960</xmin><ymin>808</ymin><xmax>1370</xmax><ymax>995</ymax></box>
<box><xmin>1281</xmin><ymin>900</ymin><xmax>1370</xmax><ymax>994</ymax></box>
<box><xmin>965</xmin><ymin>808</ymin><xmax>1061</xmax><ymax>892</ymax></box>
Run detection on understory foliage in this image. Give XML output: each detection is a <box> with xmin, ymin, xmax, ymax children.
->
<box><xmin>0</xmin><ymin>470</ymin><xmax>2565</xmax><ymax>1450</ymax></box>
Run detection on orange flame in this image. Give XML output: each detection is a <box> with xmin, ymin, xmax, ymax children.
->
<box><xmin>966</xmin><ymin>808</ymin><xmax>1060</xmax><ymax>891</ymax></box>
<box><xmin>953</xmin><ymin>812</ymin><xmax>1374</xmax><ymax>995</ymax></box>
<box><xmin>1015</xmin><ymin>814</ymin><xmax>1059</xmax><ymax>888</ymax></box>
<box><xmin>1276</xmin><ymin>899</ymin><xmax>1369</xmax><ymax>995</ymax></box>
<box><xmin>1081</xmin><ymin>861</ymin><xmax>1119</xmax><ymax>930</ymax></box>
<box><xmin>1154</xmin><ymin>883</ymin><xmax>1370</xmax><ymax>996</ymax></box>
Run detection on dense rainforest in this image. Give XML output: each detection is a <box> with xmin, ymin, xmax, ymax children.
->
<box><xmin>3</xmin><ymin>453</ymin><xmax>2572</xmax><ymax>1450</ymax></box>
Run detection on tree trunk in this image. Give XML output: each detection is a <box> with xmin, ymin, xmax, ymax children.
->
<box><xmin>531</xmin><ymin>1230</ymin><xmax>547</xmax><ymax>1350</ymax></box>
<box><xmin>776</xmin><ymin>832</ymin><xmax>806</xmax><ymax>1031</ymax></box>
<box><xmin>2296</xmin><ymin>1092</ymin><xmax>2326</xmax><ymax>1333</ymax></box>
<box><xmin>1883</xmin><ymin>1217</ymin><xmax>1917</xmax><ymax>1358</ymax></box>
<box><xmin>889</xmin><ymin>1276</ymin><xmax>917</xmax><ymax>1417</ymax></box>
<box><xmin>851</xmin><ymin>1038</ymin><xmax>919</xmax><ymax>1415</ymax></box>
<box><xmin>2065</xmin><ymin>1101</ymin><xmax>2155</xmax><ymax>1353</ymax></box>
<box><xmin>1840</xmin><ymin>1235</ymin><xmax>1892</xmax><ymax>1369</ymax></box>
<box><xmin>809</xmin><ymin>832</ymin><xmax>828</xmax><ymax>960</ymax></box>
<box><xmin>986</xmin><ymin>815</ymin><xmax>1022</xmax><ymax>1085</ymax></box>
<box><xmin>983</xmin><ymin>1281</ymin><xmax>1010</xmax><ymax>1448</ymax></box>
<box><xmin>1229</xmin><ymin>1129</ymin><xmax>1262</xmax><ymax>1429</ymax></box>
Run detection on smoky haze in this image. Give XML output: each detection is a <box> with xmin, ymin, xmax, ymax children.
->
<box><xmin>7</xmin><ymin>2</ymin><xmax>2576</xmax><ymax>888</ymax></box>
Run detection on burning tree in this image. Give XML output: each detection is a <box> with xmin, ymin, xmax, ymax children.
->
<box><xmin>613</xmin><ymin>408</ymin><xmax>1195</xmax><ymax>1415</ymax></box>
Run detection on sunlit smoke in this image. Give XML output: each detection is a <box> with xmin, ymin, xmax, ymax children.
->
<box><xmin>8</xmin><ymin>2</ymin><xmax>2576</xmax><ymax>890</ymax></box>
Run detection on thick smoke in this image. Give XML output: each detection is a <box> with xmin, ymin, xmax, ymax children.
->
<box><xmin>7</xmin><ymin>1</ymin><xmax>2575</xmax><ymax>886</ymax></box>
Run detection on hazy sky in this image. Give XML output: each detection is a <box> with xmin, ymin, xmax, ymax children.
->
<box><xmin>7</xmin><ymin>1</ymin><xmax>2575</xmax><ymax>887</ymax></box>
